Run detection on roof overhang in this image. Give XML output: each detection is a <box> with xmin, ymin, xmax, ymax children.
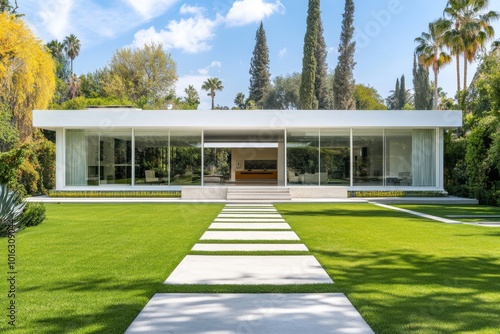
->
<box><xmin>32</xmin><ymin>109</ymin><xmax>463</xmax><ymax>131</ymax></box>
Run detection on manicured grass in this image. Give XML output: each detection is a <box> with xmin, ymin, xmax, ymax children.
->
<box><xmin>396</xmin><ymin>204</ymin><xmax>500</xmax><ymax>222</ymax></box>
<box><xmin>0</xmin><ymin>203</ymin><xmax>223</xmax><ymax>334</ymax></box>
<box><xmin>275</xmin><ymin>203</ymin><xmax>500</xmax><ymax>334</ymax></box>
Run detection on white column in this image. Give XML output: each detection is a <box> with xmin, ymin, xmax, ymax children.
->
<box><xmin>55</xmin><ymin>128</ymin><xmax>65</xmax><ymax>190</ymax></box>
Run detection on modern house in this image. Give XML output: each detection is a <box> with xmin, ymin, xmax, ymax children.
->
<box><xmin>32</xmin><ymin>109</ymin><xmax>462</xmax><ymax>199</ymax></box>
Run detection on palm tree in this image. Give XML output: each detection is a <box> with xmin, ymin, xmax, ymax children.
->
<box><xmin>202</xmin><ymin>78</ymin><xmax>223</xmax><ymax>110</ymax></box>
<box><xmin>234</xmin><ymin>92</ymin><xmax>245</xmax><ymax>109</ymax></box>
<box><xmin>444</xmin><ymin>0</ymin><xmax>499</xmax><ymax>92</ymax></box>
<box><xmin>415</xmin><ymin>19</ymin><xmax>452</xmax><ymax>110</ymax></box>
<box><xmin>63</xmin><ymin>34</ymin><xmax>81</xmax><ymax>74</ymax></box>
<box><xmin>46</xmin><ymin>40</ymin><xmax>65</xmax><ymax>60</ymax></box>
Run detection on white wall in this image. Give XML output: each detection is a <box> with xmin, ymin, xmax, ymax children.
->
<box><xmin>231</xmin><ymin>148</ymin><xmax>278</xmax><ymax>181</ymax></box>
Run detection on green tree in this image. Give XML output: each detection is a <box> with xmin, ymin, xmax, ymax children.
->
<box><xmin>79</xmin><ymin>69</ymin><xmax>109</xmax><ymax>99</ymax></box>
<box><xmin>354</xmin><ymin>84</ymin><xmax>387</xmax><ymax>110</ymax></box>
<box><xmin>46</xmin><ymin>39</ymin><xmax>70</xmax><ymax>80</ymax></box>
<box><xmin>332</xmin><ymin>0</ymin><xmax>356</xmax><ymax>110</ymax></box>
<box><xmin>264</xmin><ymin>73</ymin><xmax>301</xmax><ymax>110</ymax></box>
<box><xmin>415</xmin><ymin>19</ymin><xmax>452</xmax><ymax>110</ymax></box>
<box><xmin>386</xmin><ymin>77</ymin><xmax>400</xmax><ymax>110</ymax></box>
<box><xmin>413</xmin><ymin>53</ymin><xmax>433</xmax><ymax>110</ymax></box>
<box><xmin>397</xmin><ymin>74</ymin><xmax>407</xmax><ymax>109</ymax></box>
<box><xmin>444</xmin><ymin>0</ymin><xmax>499</xmax><ymax>93</ymax></box>
<box><xmin>315</xmin><ymin>19</ymin><xmax>330</xmax><ymax>109</ymax></box>
<box><xmin>184</xmin><ymin>85</ymin><xmax>200</xmax><ymax>109</ymax></box>
<box><xmin>0</xmin><ymin>0</ymin><xmax>21</xmax><ymax>16</ymax></box>
<box><xmin>249</xmin><ymin>22</ymin><xmax>270</xmax><ymax>108</ymax></box>
<box><xmin>202</xmin><ymin>77</ymin><xmax>223</xmax><ymax>110</ymax></box>
<box><xmin>299</xmin><ymin>0</ymin><xmax>320</xmax><ymax>110</ymax></box>
<box><xmin>107</xmin><ymin>43</ymin><xmax>177</xmax><ymax>108</ymax></box>
<box><xmin>63</xmin><ymin>34</ymin><xmax>81</xmax><ymax>74</ymax></box>
<box><xmin>234</xmin><ymin>92</ymin><xmax>246</xmax><ymax>109</ymax></box>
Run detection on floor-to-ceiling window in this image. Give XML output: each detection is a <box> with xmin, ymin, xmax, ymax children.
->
<box><xmin>320</xmin><ymin>130</ymin><xmax>350</xmax><ymax>186</ymax></box>
<box><xmin>385</xmin><ymin>129</ymin><xmax>412</xmax><ymax>186</ymax></box>
<box><xmin>353</xmin><ymin>129</ymin><xmax>384</xmax><ymax>186</ymax></box>
<box><xmin>100</xmin><ymin>131</ymin><xmax>132</xmax><ymax>185</ymax></box>
<box><xmin>134</xmin><ymin>131</ymin><xmax>169</xmax><ymax>186</ymax></box>
<box><xmin>287</xmin><ymin>130</ymin><xmax>319</xmax><ymax>185</ymax></box>
<box><xmin>170</xmin><ymin>131</ymin><xmax>202</xmax><ymax>185</ymax></box>
<box><xmin>412</xmin><ymin>129</ymin><xmax>436</xmax><ymax>186</ymax></box>
<box><xmin>66</xmin><ymin>130</ymin><xmax>99</xmax><ymax>186</ymax></box>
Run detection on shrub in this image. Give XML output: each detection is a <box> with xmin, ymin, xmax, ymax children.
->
<box><xmin>349</xmin><ymin>190</ymin><xmax>448</xmax><ymax>198</ymax></box>
<box><xmin>48</xmin><ymin>191</ymin><xmax>181</xmax><ymax>198</ymax></box>
<box><xmin>20</xmin><ymin>203</ymin><xmax>46</xmax><ymax>228</ymax></box>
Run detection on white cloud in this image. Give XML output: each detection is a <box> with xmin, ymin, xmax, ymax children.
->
<box><xmin>132</xmin><ymin>7</ymin><xmax>223</xmax><ymax>53</ymax></box>
<box><xmin>179</xmin><ymin>3</ymin><xmax>205</xmax><ymax>15</ymax></box>
<box><xmin>198</xmin><ymin>61</ymin><xmax>222</xmax><ymax>75</ymax></box>
<box><xmin>279</xmin><ymin>48</ymin><xmax>287</xmax><ymax>59</ymax></box>
<box><xmin>28</xmin><ymin>0</ymin><xmax>74</xmax><ymax>40</ymax></box>
<box><xmin>226</xmin><ymin>0</ymin><xmax>285</xmax><ymax>27</ymax></box>
<box><xmin>125</xmin><ymin>0</ymin><xmax>179</xmax><ymax>20</ymax></box>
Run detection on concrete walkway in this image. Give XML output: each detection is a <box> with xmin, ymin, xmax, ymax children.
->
<box><xmin>126</xmin><ymin>204</ymin><xmax>373</xmax><ymax>333</ymax></box>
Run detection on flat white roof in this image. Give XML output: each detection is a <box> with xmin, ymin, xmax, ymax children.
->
<box><xmin>32</xmin><ymin>109</ymin><xmax>462</xmax><ymax>130</ymax></box>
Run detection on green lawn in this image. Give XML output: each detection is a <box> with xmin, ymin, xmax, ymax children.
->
<box><xmin>2</xmin><ymin>202</ymin><xmax>499</xmax><ymax>333</ymax></box>
<box><xmin>0</xmin><ymin>203</ymin><xmax>223</xmax><ymax>333</ymax></box>
<box><xmin>276</xmin><ymin>203</ymin><xmax>500</xmax><ymax>334</ymax></box>
<box><xmin>396</xmin><ymin>204</ymin><xmax>500</xmax><ymax>222</ymax></box>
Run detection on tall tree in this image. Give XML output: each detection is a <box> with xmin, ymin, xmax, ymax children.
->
<box><xmin>234</xmin><ymin>92</ymin><xmax>246</xmax><ymax>110</ymax></box>
<box><xmin>46</xmin><ymin>39</ymin><xmax>70</xmax><ymax>80</ymax></box>
<box><xmin>106</xmin><ymin>43</ymin><xmax>177</xmax><ymax>108</ymax></box>
<box><xmin>397</xmin><ymin>74</ymin><xmax>407</xmax><ymax>109</ymax></box>
<box><xmin>0</xmin><ymin>0</ymin><xmax>22</xmax><ymax>16</ymax></box>
<box><xmin>202</xmin><ymin>77</ymin><xmax>223</xmax><ymax>110</ymax></box>
<box><xmin>315</xmin><ymin>19</ymin><xmax>330</xmax><ymax>109</ymax></box>
<box><xmin>63</xmin><ymin>34</ymin><xmax>81</xmax><ymax>74</ymax></box>
<box><xmin>415</xmin><ymin>19</ymin><xmax>452</xmax><ymax>110</ymax></box>
<box><xmin>332</xmin><ymin>0</ymin><xmax>356</xmax><ymax>110</ymax></box>
<box><xmin>444</xmin><ymin>0</ymin><xmax>499</xmax><ymax>93</ymax></box>
<box><xmin>184</xmin><ymin>85</ymin><xmax>200</xmax><ymax>108</ymax></box>
<box><xmin>299</xmin><ymin>0</ymin><xmax>320</xmax><ymax>110</ymax></box>
<box><xmin>354</xmin><ymin>84</ymin><xmax>387</xmax><ymax>110</ymax></box>
<box><xmin>264</xmin><ymin>73</ymin><xmax>302</xmax><ymax>110</ymax></box>
<box><xmin>413</xmin><ymin>54</ymin><xmax>433</xmax><ymax>110</ymax></box>
<box><xmin>0</xmin><ymin>12</ymin><xmax>55</xmax><ymax>140</ymax></box>
<box><xmin>248</xmin><ymin>22</ymin><xmax>270</xmax><ymax>108</ymax></box>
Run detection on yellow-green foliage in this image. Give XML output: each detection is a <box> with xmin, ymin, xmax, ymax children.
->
<box><xmin>48</xmin><ymin>190</ymin><xmax>181</xmax><ymax>198</ymax></box>
<box><xmin>0</xmin><ymin>12</ymin><xmax>56</xmax><ymax>140</ymax></box>
<box><xmin>349</xmin><ymin>190</ymin><xmax>447</xmax><ymax>198</ymax></box>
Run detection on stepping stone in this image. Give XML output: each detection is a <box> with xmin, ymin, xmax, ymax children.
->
<box><xmin>217</xmin><ymin>213</ymin><xmax>283</xmax><ymax>218</ymax></box>
<box><xmin>125</xmin><ymin>293</ymin><xmax>374</xmax><ymax>333</ymax></box>
<box><xmin>222</xmin><ymin>208</ymin><xmax>278</xmax><ymax>212</ymax></box>
<box><xmin>200</xmin><ymin>231</ymin><xmax>300</xmax><ymax>240</ymax></box>
<box><xmin>164</xmin><ymin>256</ymin><xmax>333</xmax><ymax>285</ymax></box>
<box><xmin>192</xmin><ymin>243</ymin><xmax>309</xmax><ymax>252</ymax></box>
<box><xmin>214</xmin><ymin>218</ymin><xmax>286</xmax><ymax>222</ymax></box>
<box><xmin>226</xmin><ymin>204</ymin><xmax>273</xmax><ymax>207</ymax></box>
<box><xmin>209</xmin><ymin>223</ymin><xmax>291</xmax><ymax>230</ymax></box>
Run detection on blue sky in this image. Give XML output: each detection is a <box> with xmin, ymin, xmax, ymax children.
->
<box><xmin>22</xmin><ymin>0</ymin><xmax>500</xmax><ymax>109</ymax></box>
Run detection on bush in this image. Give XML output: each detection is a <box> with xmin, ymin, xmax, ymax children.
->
<box><xmin>349</xmin><ymin>190</ymin><xmax>448</xmax><ymax>198</ymax></box>
<box><xmin>48</xmin><ymin>191</ymin><xmax>181</xmax><ymax>198</ymax></box>
<box><xmin>20</xmin><ymin>203</ymin><xmax>46</xmax><ymax>227</ymax></box>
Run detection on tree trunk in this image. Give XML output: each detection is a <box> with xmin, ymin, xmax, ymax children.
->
<box><xmin>456</xmin><ymin>53</ymin><xmax>461</xmax><ymax>95</ymax></box>
<box><xmin>433</xmin><ymin>66</ymin><xmax>439</xmax><ymax>110</ymax></box>
<box><xmin>463</xmin><ymin>56</ymin><xmax>468</xmax><ymax>92</ymax></box>
<box><xmin>211</xmin><ymin>92</ymin><xmax>215</xmax><ymax>110</ymax></box>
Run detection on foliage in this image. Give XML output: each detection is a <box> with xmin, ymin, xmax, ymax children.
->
<box><xmin>299</xmin><ymin>0</ymin><xmax>320</xmax><ymax>110</ymax></box>
<box><xmin>0</xmin><ymin>184</ymin><xmax>25</xmax><ymax>236</ymax></box>
<box><xmin>415</xmin><ymin>19</ymin><xmax>452</xmax><ymax>110</ymax></box>
<box><xmin>264</xmin><ymin>73</ymin><xmax>301</xmax><ymax>110</ymax></box>
<box><xmin>46</xmin><ymin>39</ymin><xmax>70</xmax><ymax>81</ymax></box>
<box><xmin>202</xmin><ymin>77</ymin><xmax>223</xmax><ymax>110</ymax></box>
<box><xmin>234</xmin><ymin>92</ymin><xmax>246</xmax><ymax>109</ymax></box>
<box><xmin>52</xmin><ymin>96</ymin><xmax>134</xmax><ymax>110</ymax></box>
<box><xmin>332</xmin><ymin>0</ymin><xmax>356</xmax><ymax>110</ymax></box>
<box><xmin>0</xmin><ymin>0</ymin><xmax>21</xmax><ymax>16</ymax></box>
<box><xmin>183</xmin><ymin>85</ymin><xmax>200</xmax><ymax>109</ymax></box>
<box><xmin>0</xmin><ymin>107</ymin><xmax>19</xmax><ymax>152</ymax></box>
<box><xmin>106</xmin><ymin>43</ymin><xmax>177</xmax><ymax>109</ymax></box>
<box><xmin>314</xmin><ymin>19</ymin><xmax>331</xmax><ymax>109</ymax></box>
<box><xmin>0</xmin><ymin>12</ymin><xmax>56</xmax><ymax>140</ymax></box>
<box><xmin>248</xmin><ymin>22</ymin><xmax>271</xmax><ymax>108</ymax></box>
<box><xmin>0</xmin><ymin>145</ymin><xmax>26</xmax><ymax>194</ymax></box>
<box><xmin>48</xmin><ymin>190</ymin><xmax>181</xmax><ymax>198</ymax></box>
<box><xmin>354</xmin><ymin>84</ymin><xmax>386</xmax><ymax>110</ymax></box>
<box><xmin>386</xmin><ymin>75</ymin><xmax>413</xmax><ymax>110</ymax></box>
<box><xmin>20</xmin><ymin>202</ymin><xmax>46</xmax><ymax>227</ymax></box>
<box><xmin>348</xmin><ymin>190</ymin><xmax>447</xmax><ymax>198</ymax></box>
<box><xmin>412</xmin><ymin>54</ymin><xmax>433</xmax><ymax>110</ymax></box>
<box><xmin>444</xmin><ymin>133</ymin><xmax>468</xmax><ymax>197</ymax></box>
<box><xmin>63</xmin><ymin>34</ymin><xmax>81</xmax><ymax>74</ymax></box>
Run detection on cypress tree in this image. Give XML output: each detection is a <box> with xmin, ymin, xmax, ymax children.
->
<box><xmin>333</xmin><ymin>0</ymin><xmax>356</xmax><ymax>110</ymax></box>
<box><xmin>299</xmin><ymin>0</ymin><xmax>320</xmax><ymax>110</ymax></box>
<box><xmin>249</xmin><ymin>21</ymin><xmax>271</xmax><ymax>108</ymax></box>
<box><xmin>412</xmin><ymin>54</ymin><xmax>433</xmax><ymax>110</ymax></box>
<box><xmin>315</xmin><ymin>19</ymin><xmax>330</xmax><ymax>109</ymax></box>
<box><xmin>397</xmin><ymin>74</ymin><xmax>406</xmax><ymax>109</ymax></box>
<box><xmin>386</xmin><ymin>78</ymin><xmax>400</xmax><ymax>110</ymax></box>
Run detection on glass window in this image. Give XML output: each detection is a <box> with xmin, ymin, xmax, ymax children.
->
<box><xmin>100</xmin><ymin>131</ymin><xmax>132</xmax><ymax>185</ymax></box>
<box><xmin>170</xmin><ymin>131</ymin><xmax>202</xmax><ymax>185</ymax></box>
<box><xmin>320</xmin><ymin>130</ymin><xmax>350</xmax><ymax>186</ymax></box>
<box><xmin>134</xmin><ymin>131</ymin><xmax>169</xmax><ymax>186</ymax></box>
<box><xmin>412</xmin><ymin>129</ymin><xmax>436</xmax><ymax>186</ymax></box>
<box><xmin>385</xmin><ymin>130</ymin><xmax>412</xmax><ymax>186</ymax></box>
<box><xmin>353</xmin><ymin>129</ymin><xmax>383</xmax><ymax>186</ymax></box>
<box><xmin>287</xmin><ymin>130</ymin><xmax>319</xmax><ymax>185</ymax></box>
<box><xmin>66</xmin><ymin>130</ymin><xmax>99</xmax><ymax>186</ymax></box>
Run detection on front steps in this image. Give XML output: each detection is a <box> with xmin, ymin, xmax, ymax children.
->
<box><xmin>226</xmin><ymin>187</ymin><xmax>291</xmax><ymax>201</ymax></box>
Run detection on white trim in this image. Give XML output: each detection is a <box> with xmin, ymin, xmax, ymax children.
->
<box><xmin>350</xmin><ymin>129</ymin><xmax>353</xmax><ymax>187</ymax></box>
<box><xmin>131</xmin><ymin>129</ymin><xmax>135</xmax><ymax>186</ymax></box>
<box><xmin>201</xmin><ymin>129</ymin><xmax>204</xmax><ymax>187</ymax></box>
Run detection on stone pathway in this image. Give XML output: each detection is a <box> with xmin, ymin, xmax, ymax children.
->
<box><xmin>126</xmin><ymin>204</ymin><xmax>373</xmax><ymax>333</ymax></box>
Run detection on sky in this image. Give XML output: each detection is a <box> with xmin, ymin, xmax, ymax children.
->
<box><xmin>20</xmin><ymin>0</ymin><xmax>500</xmax><ymax>110</ymax></box>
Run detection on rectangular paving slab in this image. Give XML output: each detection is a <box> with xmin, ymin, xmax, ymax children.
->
<box><xmin>208</xmin><ymin>223</ymin><xmax>291</xmax><ymax>230</ymax></box>
<box><xmin>214</xmin><ymin>218</ymin><xmax>286</xmax><ymax>222</ymax></box>
<box><xmin>164</xmin><ymin>255</ymin><xmax>333</xmax><ymax>285</ymax></box>
<box><xmin>125</xmin><ymin>293</ymin><xmax>373</xmax><ymax>333</ymax></box>
<box><xmin>200</xmin><ymin>231</ymin><xmax>300</xmax><ymax>240</ymax></box>
<box><xmin>192</xmin><ymin>243</ymin><xmax>309</xmax><ymax>252</ymax></box>
<box><xmin>217</xmin><ymin>213</ymin><xmax>283</xmax><ymax>218</ymax></box>
<box><xmin>226</xmin><ymin>204</ymin><xmax>273</xmax><ymax>207</ymax></box>
<box><xmin>222</xmin><ymin>208</ymin><xmax>278</xmax><ymax>212</ymax></box>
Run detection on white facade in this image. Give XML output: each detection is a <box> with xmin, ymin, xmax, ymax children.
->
<box><xmin>33</xmin><ymin>109</ymin><xmax>462</xmax><ymax>196</ymax></box>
